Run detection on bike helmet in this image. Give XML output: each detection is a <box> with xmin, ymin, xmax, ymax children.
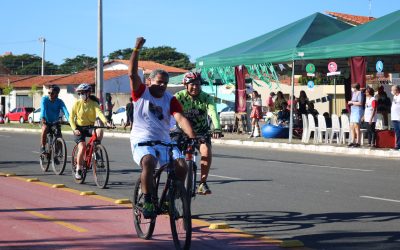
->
<box><xmin>48</xmin><ymin>85</ymin><xmax>60</xmax><ymax>94</ymax></box>
<box><xmin>182</xmin><ymin>72</ymin><xmax>201</xmax><ymax>84</ymax></box>
<box><xmin>76</xmin><ymin>83</ymin><xmax>91</xmax><ymax>92</ymax></box>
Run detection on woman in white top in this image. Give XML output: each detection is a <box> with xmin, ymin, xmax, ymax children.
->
<box><xmin>390</xmin><ymin>85</ymin><xmax>400</xmax><ymax>150</ymax></box>
<box><xmin>363</xmin><ymin>87</ymin><xmax>377</xmax><ymax>147</ymax></box>
<box><xmin>249</xmin><ymin>91</ymin><xmax>262</xmax><ymax>138</ymax></box>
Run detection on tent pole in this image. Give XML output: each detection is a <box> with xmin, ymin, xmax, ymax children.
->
<box><xmin>334</xmin><ymin>77</ymin><xmax>337</xmax><ymax>114</ymax></box>
<box><xmin>288</xmin><ymin>59</ymin><xmax>295</xmax><ymax>143</ymax></box>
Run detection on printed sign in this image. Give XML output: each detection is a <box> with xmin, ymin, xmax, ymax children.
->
<box><xmin>376</xmin><ymin>60</ymin><xmax>384</xmax><ymax>73</ymax></box>
<box><xmin>307</xmin><ymin>80</ymin><xmax>315</xmax><ymax>90</ymax></box>
<box><xmin>328</xmin><ymin>61</ymin><xmax>337</xmax><ymax>73</ymax></box>
<box><xmin>306</xmin><ymin>63</ymin><xmax>316</xmax><ymax>74</ymax></box>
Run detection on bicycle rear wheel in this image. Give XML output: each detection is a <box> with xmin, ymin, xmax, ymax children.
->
<box><xmin>71</xmin><ymin>144</ymin><xmax>86</xmax><ymax>184</ymax></box>
<box><xmin>92</xmin><ymin>144</ymin><xmax>109</xmax><ymax>189</ymax></box>
<box><xmin>169</xmin><ymin>180</ymin><xmax>192</xmax><ymax>250</ymax></box>
<box><xmin>51</xmin><ymin>137</ymin><xmax>67</xmax><ymax>175</ymax></box>
<box><xmin>39</xmin><ymin>140</ymin><xmax>50</xmax><ymax>172</ymax></box>
<box><xmin>132</xmin><ymin>176</ymin><xmax>156</xmax><ymax>239</ymax></box>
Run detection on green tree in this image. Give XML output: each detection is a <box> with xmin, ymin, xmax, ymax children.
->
<box><xmin>0</xmin><ymin>54</ymin><xmax>59</xmax><ymax>75</ymax></box>
<box><xmin>2</xmin><ymin>85</ymin><xmax>14</xmax><ymax>95</ymax></box>
<box><xmin>108</xmin><ymin>46</ymin><xmax>195</xmax><ymax>70</ymax></box>
<box><xmin>59</xmin><ymin>54</ymin><xmax>97</xmax><ymax>73</ymax></box>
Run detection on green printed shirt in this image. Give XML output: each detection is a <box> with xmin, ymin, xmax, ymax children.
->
<box><xmin>175</xmin><ymin>90</ymin><xmax>221</xmax><ymax>133</ymax></box>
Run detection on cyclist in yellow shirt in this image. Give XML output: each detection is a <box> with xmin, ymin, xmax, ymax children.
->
<box><xmin>69</xmin><ymin>83</ymin><xmax>112</xmax><ymax>179</ymax></box>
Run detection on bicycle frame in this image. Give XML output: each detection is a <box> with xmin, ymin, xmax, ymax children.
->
<box><xmin>83</xmin><ymin>131</ymin><xmax>98</xmax><ymax>169</ymax></box>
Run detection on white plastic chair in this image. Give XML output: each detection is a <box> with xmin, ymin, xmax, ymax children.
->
<box><xmin>305</xmin><ymin>114</ymin><xmax>318</xmax><ymax>143</ymax></box>
<box><xmin>317</xmin><ymin>115</ymin><xmax>329</xmax><ymax>143</ymax></box>
<box><xmin>340</xmin><ymin>114</ymin><xmax>351</xmax><ymax>144</ymax></box>
<box><xmin>301</xmin><ymin>114</ymin><xmax>308</xmax><ymax>143</ymax></box>
<box><xmin>329</xmin><ymin>114</ymin><xmax>341</xmax><ymax>144</ymax></box>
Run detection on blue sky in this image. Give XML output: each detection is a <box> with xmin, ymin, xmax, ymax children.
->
<box><xmin>1</xmin><ymin>0</ymin><xmax>398</xmax><ymax>65</ymax></box>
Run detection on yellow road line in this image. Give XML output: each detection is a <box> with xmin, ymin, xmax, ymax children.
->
<box><xmin>9</xmin><ymin>174</ymin><xmax>294</xmax><ymax>247</ymax></box>
<box><xmin>16</xmin><ymin>207</ymin><xmax>88</xmax><ymax>233</ymax></box>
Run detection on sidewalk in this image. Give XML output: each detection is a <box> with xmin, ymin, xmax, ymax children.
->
<box><xmin>1</xmin><ymin>126</ymin><xmax>399</xmax><ymax>159</ymax></box>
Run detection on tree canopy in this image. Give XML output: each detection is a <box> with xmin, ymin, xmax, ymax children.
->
<box><xmin>108</xmin><ymin>46</ymin><xmax>195</xmax><ymax>70</ymax></box>
<box><xmin>0</xmin><ymin>46</ymin><xmax>194</xmax><ymax>75</ymax></box>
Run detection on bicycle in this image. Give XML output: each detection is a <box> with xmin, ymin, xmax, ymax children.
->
<box><xmin>172</xmin><ymin>131</ymin><xmax>221</xmax><ymax>202</ymax></box>
<box><xmin>71</xmin><ymin>125</ymin><xmax>113</xmax><ymax>189</ymax></box>
<box><xmin>40</xmin><ymin>122</ymin><xmax>67</xmax><ymax>175</ymax></box>
<box><xmin>132</xmin><ymin>140</ymin><xmax>192</xmax><ymax>250</ymax></box>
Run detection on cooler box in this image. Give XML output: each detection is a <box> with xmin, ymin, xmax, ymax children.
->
<box><xmin>375</xmin><ymin>130</ymin><xmax>395</xmax><ymax>149</ymax></box>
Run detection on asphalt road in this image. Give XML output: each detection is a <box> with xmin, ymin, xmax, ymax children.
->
<box><xmin>1</xmin><ymin>131</ymin><xmax>400</xmax><ymax>250</ymax></box>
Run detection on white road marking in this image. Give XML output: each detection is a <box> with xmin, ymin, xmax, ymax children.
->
<box><xmin>266</xmin><ymin>160</ymin><xmax>374</xmax><ymax>172</ymax></box>
<box><xmin>360</xmin><ymin>196</ymin><xmax>400</xmax><ymax>203</ymax></box>
<box><xmin>0</xmin><ymin>134</ymin><xmax>10</xmax><ymax>138</ymax></box>
<box><xmin>32</xmin><ymin>151</ymin><xmax>40</xmax><ymax>154</ymax></box>
<box><xmin>197</xmin><ymin>172</ymin><xmax>241</xmax><ymax>180</ymax></box>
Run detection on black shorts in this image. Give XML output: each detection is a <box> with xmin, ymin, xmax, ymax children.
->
<box><xmin>74</xmin><ymin>126</ymin><xmax>94</xmax><ymax>144</ymax></box>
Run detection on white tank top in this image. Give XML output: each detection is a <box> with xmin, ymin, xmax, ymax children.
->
<box><xmin>364</xmin><ymin>96</ymin><xmax>377</xmax><ymax>122</ymax></box>
<box><xmin>130</xmin><ymin>86</ymin><xmax>174</xmax><ymax>145</ymax></box>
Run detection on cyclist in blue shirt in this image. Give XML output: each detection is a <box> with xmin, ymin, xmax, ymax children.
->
<box><xmin>40</xmin><ymin>85</ymin><xmax>70</xmax><ymax>153</ymax></box>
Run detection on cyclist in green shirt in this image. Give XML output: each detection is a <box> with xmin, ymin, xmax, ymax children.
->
<box><xmin>175</xmin><ymin>72</ymin><xmax>222</xmax><ymax>195</ymax></box>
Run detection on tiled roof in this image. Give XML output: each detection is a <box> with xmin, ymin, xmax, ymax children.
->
<box><xmin>47</xmin><ymin>69</ymin><xmax>127</xmax><ymax>86</ymax></box>
<box><xmin>325</xmin><ymin>11</ymin><xmax>375</xmax><ymax>25</ymax></box>
<box><xmin>0</xmin><ymin>75</ymin><xmax>35</xmax><ymax>88</ymax></box>
<box><xmin>11</xmin><ymin>75</ymin><xmax>68</xmax><ymax>88</ymax></box>
<box><xmin>111</xmin><ymin>60</ymin><xmax>187</xmax><ymax>74</ymax></box>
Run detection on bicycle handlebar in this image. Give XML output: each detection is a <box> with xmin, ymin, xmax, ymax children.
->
<box><xmin>137</xmin><ymin>141</ymin><xmax>177</xmax><ymax>147</ymax></box>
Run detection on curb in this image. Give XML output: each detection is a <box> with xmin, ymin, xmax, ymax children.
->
<box><xmin>1</xmin><ymin>126</ymin><xmax>399</xmax><ymax>159</ymax></box>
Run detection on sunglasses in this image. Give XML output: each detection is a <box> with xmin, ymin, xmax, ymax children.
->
<box><xmin>48</xmin><ymin>92</ymin><xmax>57</xmax><ymax>95</ymax></box>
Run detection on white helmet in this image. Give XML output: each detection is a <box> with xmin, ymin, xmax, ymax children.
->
<box><xmin>76</xmin><ymin>83</ymin><xmax>91</xmax><ymax>92</ymax></box>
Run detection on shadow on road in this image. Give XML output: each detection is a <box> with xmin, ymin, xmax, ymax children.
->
<box><xmin>195</xmin><ymin>210</ymin><xmax>400</xmax><ymax>250</ymax></box>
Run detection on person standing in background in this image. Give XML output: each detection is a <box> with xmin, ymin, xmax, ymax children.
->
<box><xmin>124</xmin><ymin>97</ymin><xmax>133</xmax><ymax>131</ymax></box>
<box><xmin>390</xmin><ymin>85</ymin><xmax>400</xmax><ymax>150</ymax></box>
<box><xmin>249</xmin><ymin>91</ymin><xmax>262</xmax><ymax>138</ymax></box>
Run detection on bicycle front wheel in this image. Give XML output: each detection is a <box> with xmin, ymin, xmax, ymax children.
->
<box><xmin>39</xmin><ymin>141</ymin><xmax>50</xmax><ymax>172</ymax></box>
<box><xmin>169</xmin><ymin>180</ymin><xmax>192</xmax><ymax>250</ymax></box>
<box><xmin>51</xmin><ymin>137</ymin><xmax>67</xmax><ymax>175</ymax></box>
<box><xmin>132</xmin><ymin>176</ymin><xmax>156</xmax><ymax>239</ymax></box>
<box><xmin>185</xmin><ymin>160</ymin><xmax>194</xmax><ymax>201</ymax></box>
<box><xmin>92</xmin><ymin>144</ymin><xmax>110</xmax><ymax>189</ymax></box>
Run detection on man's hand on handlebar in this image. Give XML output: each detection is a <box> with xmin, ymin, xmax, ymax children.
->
<box><xmin>106</xmin><ymin>121</ymin><xmax>114</xmax><ymax>129</ymax></box>
<box><xmin>73</xmin><ymin>129</ymin><xmax>81</xmax><ymax>136</ymax></box>
<box><xmin>212</xmin><ymin>130</ymin><xmax>223</xmax><ymax>139</ymax></box>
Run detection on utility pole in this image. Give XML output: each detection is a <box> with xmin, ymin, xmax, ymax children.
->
<box><xmin>39</xmin><ymin>37</ymin><xmax>46</xmax><ymax>76</ymax></box>
<box><xmin>96</xmin><ymin>0</ymin><xmax>104</xmax><ymax>108</ymax></box>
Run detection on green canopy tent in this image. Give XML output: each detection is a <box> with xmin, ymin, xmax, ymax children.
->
<box><xmin>196</xmin><ymin>12</ymin><xmax>352</xmax><ymax>141</ymax></box>
<box><xmin>298</xmin><ymin>10</ymin><xmax>400</xmax><ymax>60</ymax></box>
<box><xmin>196</xmin><ymin>12</ymin><xmax>352</xmax><ymax>67</ymax></box>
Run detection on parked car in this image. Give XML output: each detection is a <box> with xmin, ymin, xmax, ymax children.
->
<box><xmin>219</xmin><ymin>106</ymin><xmax>235</xmax><ymax>131</ymax></box>
<box><xmin>28</xmin><ymin>108</ymin><xmax>68</xmax><ymax>124</ymax></box>
<box><xmin>112</xmin><ymin>106</ymin><xmax>126</xmax><ymax>126</ymax></box>
<box><xmin>28</xmin><ymin>108</ymin><xmax>41</xmax><ymax>123</ymax></box>
<box><xmin>4</xmin><ymin>107</ymin><xmax>35</xmax><ymax>123</ymax></box>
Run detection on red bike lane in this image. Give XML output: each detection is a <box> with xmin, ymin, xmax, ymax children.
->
<box><xmin>0</xmin><ymin>175</ymin><xmax>294</xmax><ymax>250</ymax></box>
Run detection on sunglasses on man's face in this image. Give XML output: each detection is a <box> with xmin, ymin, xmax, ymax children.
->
<box><xmin>48</xmin><ymin>92</ymin><xmax>57</xmax><ymax>95</ymax></box>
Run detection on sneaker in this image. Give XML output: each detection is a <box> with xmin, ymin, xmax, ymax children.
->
<box><xmin>352</xmin><ymin>143</ymin><xmax>360</xmax><ymax>148</ymax></box>
<box><xmin>75</xmin><ymin>169</ymin><xmax>82</xmax><ymax>180</ymax></box>
<box><xmin>143</xmin><ymin>202</ymin><xmax>156</xmax><ymax>219</ymax></box>
<box><xmin>347</xmin><ymin>143</ymin><xmax>355</xmax><ymax>147</ymax></box>
<box><xmin>197</xmin><ymin>182</ymin><xmax>212</xmax><ymax>195</ymax></box>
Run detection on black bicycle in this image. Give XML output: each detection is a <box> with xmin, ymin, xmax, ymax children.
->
<box><xmin>132</xmin><ymin>140</ymin><xmax>191</xmax><ymax>250</ymax></box>
<box><xmin>40</xmin><ymin>122</ymin><xmax>67</xmax><ymax>175</ymax></box>
<box><xmin>172</xmin><ymin>131</ymin><xmax>220</xmax><ymax>202</ymax></box>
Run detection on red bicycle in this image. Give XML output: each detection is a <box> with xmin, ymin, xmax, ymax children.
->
<box><xmin>71</xmin><ymin>125</ymin><xmax>113</xmax><ymax>189</ymax></box>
